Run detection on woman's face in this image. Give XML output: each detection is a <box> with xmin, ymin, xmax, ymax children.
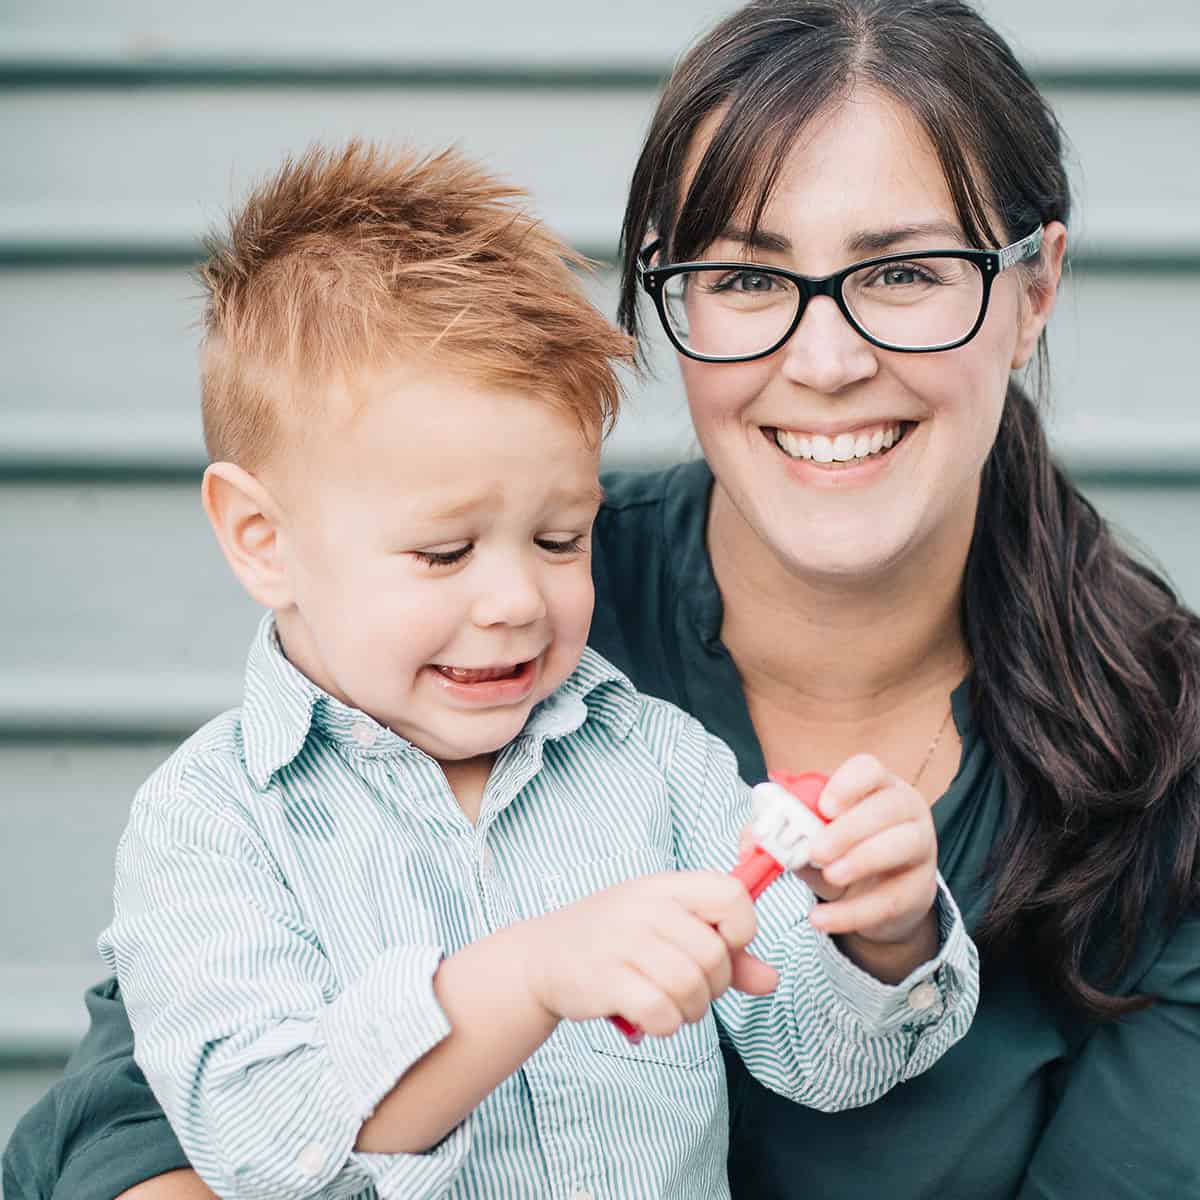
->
<box><xmin>676</xmin><ymin>90</ymin><xmax>1061</xmax><ymax>583</ymax></box>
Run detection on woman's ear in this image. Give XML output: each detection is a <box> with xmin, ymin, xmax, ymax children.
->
<box><xmin>201</xmin><ymin>462</ymin><xmax>294</xmax><ymax>610</ymax></box>
<box><xmin>1012</xmin><ymin>220</ymin><xmax>1067</xmax><ymax>369</ymax></box>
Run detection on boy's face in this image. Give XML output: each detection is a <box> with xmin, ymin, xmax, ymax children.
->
<box><xmin>270</xmin><ymin>362</ymin><xmax>603</xmax><ymax>764</ymax></box>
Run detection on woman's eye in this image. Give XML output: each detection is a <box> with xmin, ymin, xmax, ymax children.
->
<box><xmin>713</xmin><ymin>269</ymin><xmax>776</xmax><ymax>293</ymax></box>
<box><xmin>877</xmin><ymin>263</ymin><xmax>936</xmax><ymax>286</ymax></box>
<box><xmin>536</xmin><ymin>535</ymin><xmax>585</xmax><ymax>555</ymax></box>
<box><xmin>413</xmin><ymin>543</ymin><xmax>473</xmax><ymax>566</ymax></box>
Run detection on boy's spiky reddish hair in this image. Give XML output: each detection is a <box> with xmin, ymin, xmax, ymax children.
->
<box><xmin>198</xmin><ymin>140</ymin><xmax>632</xmax><ymax>467</ymax></box>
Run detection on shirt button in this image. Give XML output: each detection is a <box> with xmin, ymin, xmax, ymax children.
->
<box><xmin>571</xmin><ymin>1191</ymin><xmax>594</xmax><ymax>1200</ymax></box>
<box><xmin>906</xmin><ymin>980</ymin><xmax>940</xmax><ymax>1012</ymax></box>
<box><xmin>297</xmin><ymin>1141</ymin><xmax>325</xmax><ymax>1177</ymax></box>
<box><xmin>351</xmin><ymin>721</ymin><xmax>377</xmax><ymax>748</ymax></box>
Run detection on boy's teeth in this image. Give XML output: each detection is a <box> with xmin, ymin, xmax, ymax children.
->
<box><xmin>775</xmin><ymin>423</ymin><xmax>904</xmax><ymax>462</ymax></box>
<box><xmin>439</xmin><ymin>664</ymin><xmax>520</xmax><ymax>683</ymax></box>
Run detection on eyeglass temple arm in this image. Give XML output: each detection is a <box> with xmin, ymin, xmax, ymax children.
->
<box><xmin>997</xmin><ymin>225</ymin><xmax>1044</xmax><ymax>271</ymax></box>
<box><xmin>637</xmin><ymin>238</ymin><xmax>663</xmax><ymax>274</ymax></box>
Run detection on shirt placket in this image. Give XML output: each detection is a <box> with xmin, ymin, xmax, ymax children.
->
<box><xmin>477</xmin><ymin>736</ymin><xmax>603</xmax><ymax>1200</ymax></box>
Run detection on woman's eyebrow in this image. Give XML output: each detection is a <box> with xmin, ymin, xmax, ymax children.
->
<box><xmin>846</xmin><ymin>221</ymin><xmax>965</xmax><ymax>256</ymax></box>
<box><xmin>713</xmin><ymin>220</ymin><xmax>967</xmax><ymax>260</ymax></box>
<box><xmin>712</xmin><ymin>225</ymin><xmax>793</xmax><ymax>254</ymax></box>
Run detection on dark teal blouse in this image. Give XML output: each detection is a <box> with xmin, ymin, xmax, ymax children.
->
<box><xmin>5</xmin><ymin>458</ymin><xmax>1199</xmax><ymax>1200</ymax></box>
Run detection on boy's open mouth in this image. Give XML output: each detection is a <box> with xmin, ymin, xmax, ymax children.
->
<box><xmin>433</xmin><ymin>661</ymin><xmax>532</xmax><ymax>685</ymax></box>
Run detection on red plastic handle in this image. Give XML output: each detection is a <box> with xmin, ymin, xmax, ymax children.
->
<box><xmin>730</xmin><ymin>844</ymin><xmax>787</xmax><ymax>901</ymax></box>
<box><xmin>607</xmin><ymin>771</ymin><xmax>830</xmax><ymax>1044</ymax></box>
<box><xmin>766</xmin><ymin>770</ymin><xmax>832</xmax><ymax>824</ymax></box>
<box><xmin>609</xmin><ymin>1014</ymin><xmax>645</xmax><ymax>1044</ymax></box>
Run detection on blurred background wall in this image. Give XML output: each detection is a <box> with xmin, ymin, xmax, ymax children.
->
<box><xmin>2</xmin><ymin>0</ymin><xmax>1199</xmax><ymax>1163</ymax></box>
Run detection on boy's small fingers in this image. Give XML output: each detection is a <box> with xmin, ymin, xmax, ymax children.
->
<box><xmin>669</xmin><ymin>872</ymin><xmax>758</xmax><ymax>945</ymax></box>
<box><xmin>620</xmin><ymin>971</ymin><xmax>687</xmax><ymax>1038</ymax></box>
<box><xmin>729</xmin><ymin>949</ymin><xmax>779</xmax><ymax>996</ymax></box>
<box><xmin>655</xmin><ymin>911</ymin><xmax>734</xmax><ymax>997</ymax></box>
<box><xmin>624</xmin><ymin>936</ymin><xmax>714</xmax><ymax>1024</ymax></box>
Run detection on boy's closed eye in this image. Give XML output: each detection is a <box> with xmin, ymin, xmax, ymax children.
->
<box><xmin>410</xmin><ymin>534</ymin><xmax>588</xmax><ymax>568</ymax></box>
<box><xmin>536</xmin><ymin>534</ymin><xmax>586</xmax><ymax>555</ymax></box>
<box><xmin>412</xmin><ymin>542</ymin><xmax>474</xmax><ymax>567</ymax></box>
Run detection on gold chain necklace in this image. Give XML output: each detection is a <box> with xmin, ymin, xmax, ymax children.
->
<box><xmin>911</xmin><ymin>702</ymin><xmax>954</xmax><ymax>789</ymax></box>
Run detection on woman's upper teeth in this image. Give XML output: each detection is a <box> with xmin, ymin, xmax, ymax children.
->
<box><xmin>775</xmin><ymin>423</ymin><xmax>902</xmax><ymax>463</ymax></box>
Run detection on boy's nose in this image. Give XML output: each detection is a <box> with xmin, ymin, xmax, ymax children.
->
<box><xmin>471</xmin><ymin>564</ymin><xmax>548</xmax><ymax>628</ymax></box>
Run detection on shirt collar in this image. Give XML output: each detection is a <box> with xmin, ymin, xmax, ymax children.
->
<box><xmin>240</xmin><ymin>614</ymin><xmax>323</xmax><ymax>790</ymax></box>
<box><xmin>521</xmin><ymin>645</ymin><xmax>641</xmax><ymax>744</ymax></box>
<box><xmin>240</xmin><ymin>616</ymin><xmax>641</xmax><ymax>789</ymax></box>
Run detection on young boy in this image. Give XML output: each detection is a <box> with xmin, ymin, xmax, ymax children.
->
<box><xmin>98</xmin><ymin>141</ymin><xmax>978</xmax><ymax>1200</ymax></box>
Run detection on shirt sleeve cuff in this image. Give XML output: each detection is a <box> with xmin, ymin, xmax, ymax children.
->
<box><xmin>319</xmin><ymin>944</ymin><xmax>453</xmax><ymax>1122</ymax></box>
<box><xmin>350</xmin><ymin>1121</ymin><xmax>473</xmax><ymax>1200</ymax></box>
<box><xmin>813</xmin><ymin>873</ymin><xmax>976</xmax><ymax>1035</ymax></box>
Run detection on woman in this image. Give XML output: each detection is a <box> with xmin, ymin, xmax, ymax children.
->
<box><xmin>6</xmin><ymin>1</ymin><xmax>1199</xmax><ymax>1197</ymax></box>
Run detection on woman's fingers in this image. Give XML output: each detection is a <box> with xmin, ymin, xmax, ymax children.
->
<box><xmin>809</xmin><ymin>778</ymin><xmax>926</xmax><ymax>867</ymax></box>
<box><xmin>816</xmin><ymin>753</ymin><xmax>894</xmax><ymax>820</ymax></box>
<box><xmin>808</xmin><ymin>868</ymin><xmax>938</xmax><ymax>939</ymax></box>
<box><xmin>822</xmin><ymin>821</ymin><xmax>932</xmax><ymax>888</ymax></box>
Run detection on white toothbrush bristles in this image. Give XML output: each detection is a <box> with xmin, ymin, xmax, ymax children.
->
<box><xmin>749</xmin><ymin>781</ymin><xmax>826</xmax><ymax>870</ymax></box>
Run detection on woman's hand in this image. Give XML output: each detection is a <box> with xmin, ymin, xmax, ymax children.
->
<box><xmin>798</xmin><ymin>754</ymin><xmax>940</xmax><ymax>982</ymax></box>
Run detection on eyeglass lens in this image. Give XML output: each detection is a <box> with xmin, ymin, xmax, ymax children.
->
<box><xmin>660</xmin><ymin>257</ymin><xmax>986</xmax><ymax>356</ymax></box>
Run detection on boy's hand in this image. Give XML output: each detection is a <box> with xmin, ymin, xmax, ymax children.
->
<box><xmin>525</xmin><ymin>872</ymin><xmax>778</xmax><ymax>1037</ymax></box>
<box><xmin>792</xmin><ymin>755</ymin><xmax>939</xmax><ymax>981</ymax></box>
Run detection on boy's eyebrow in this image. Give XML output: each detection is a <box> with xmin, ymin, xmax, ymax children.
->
<box><xmin>426</xmin><ymin>482</ymin><xmax>605</xmax><ymax>523</ymax></box>
<box><xmin>428</xmin><ymin>494</ymin><xmax>494</xmax><ymax>522</ymax></box>
<box><xmin>713</xmin><ymin>220</ymin><xmax>967</xmax><ymax>260</ymax></box>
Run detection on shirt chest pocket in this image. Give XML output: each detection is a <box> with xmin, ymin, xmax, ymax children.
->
<box><xmin>541</xmin><ymin>848</ymin><xmax>720</xmax><ymax>1070</ymax></box>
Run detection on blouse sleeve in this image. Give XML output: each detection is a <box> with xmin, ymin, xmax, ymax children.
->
<box><xmin>1016</xmin><ymin>911</ymin><xmax>1200</xmax><ymax>1198</ymax></box>
<box><xmin>661</xmin><ymin>706</ymin><xmax>980</xmax><ymax>1110</ymax></box>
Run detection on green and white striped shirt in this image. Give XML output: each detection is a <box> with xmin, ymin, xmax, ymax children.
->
<box><xmin>100</xmin><ymin>615</ymin><xmax>978</xmax><ymax>1200</ymax></box>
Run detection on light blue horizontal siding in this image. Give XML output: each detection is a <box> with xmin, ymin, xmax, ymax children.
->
<box><xmin>2</xmin><ymin>0</ymin><xmax>1198</xmax><ymax>1161</ymax></box>
<box><xmin>1</xmin><ymin>85</ymin><xmax>1198</xmax><ymax>263</ymax></box>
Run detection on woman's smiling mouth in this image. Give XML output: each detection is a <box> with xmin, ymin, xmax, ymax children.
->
<box><xmin>767</xmin><ymin>420</ymin><xmax>914</xmax><ymax>465</ymax></box>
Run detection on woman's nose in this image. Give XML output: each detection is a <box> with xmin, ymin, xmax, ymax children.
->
<box><xmin>471</xmin><ymin>560</ymin><xmax>548</xmax><ymax>628</ymax></box>
<box><xmin>779</xmin><ymin>295</ymin><xmax>879</xmax><ymax>393</ymax></box>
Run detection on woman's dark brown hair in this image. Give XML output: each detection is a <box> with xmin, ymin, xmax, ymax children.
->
<box><xmin>617</xmin><ymin>0</ymin><xmax>1200</xmax><ymax>1018</ymax></box>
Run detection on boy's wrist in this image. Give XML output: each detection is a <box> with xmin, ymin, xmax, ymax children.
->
<box><xmin>509</xmin><ymin>917</ymin><xmax>565</xmax><ymax>1029</ymax></box>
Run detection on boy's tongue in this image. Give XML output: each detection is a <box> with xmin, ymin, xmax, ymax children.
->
<box><xmin>436</xmin><ymin>663</ymin><xmax>522</xmax><ymax>684</ymax></box>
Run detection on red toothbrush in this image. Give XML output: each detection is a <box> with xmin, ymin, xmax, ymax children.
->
<box><xmin>610</xmin><ymin>771</ymin><xmax>830</xmax><ymax>1044</ymax></box>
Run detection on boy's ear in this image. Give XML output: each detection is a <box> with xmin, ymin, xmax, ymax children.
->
<box><xmin>201</xmin><ymin>462</ymin><xmax>294</xmax><ymax>610</ymax></box>
<box><xmin>1012</xmin><ymin>220</ymin><xmax>1067</xmax><ymax>370</ymax></box>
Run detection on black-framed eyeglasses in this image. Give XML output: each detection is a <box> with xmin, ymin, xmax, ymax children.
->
<box><xmin>637</xmin><ymin>226</ymin><xmax>1044</xmax><ymax>361</ymax></box>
